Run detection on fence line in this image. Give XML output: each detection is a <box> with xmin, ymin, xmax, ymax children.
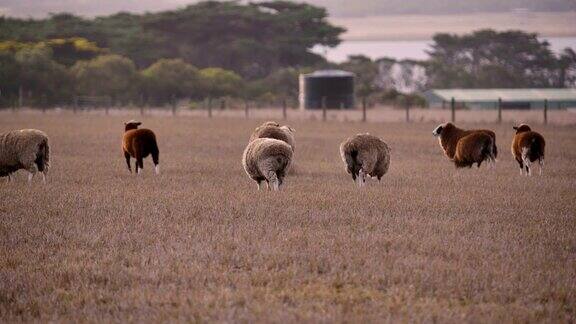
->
<box><xmin>3</xmin><ymin>98</ymin><xmax>572</xmax><ymax>125</ymax></box>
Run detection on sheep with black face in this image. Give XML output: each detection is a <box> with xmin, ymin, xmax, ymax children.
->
<box><xmin>432</xmin><ymin>122</ymin><xmax>497</xmax><ymax>168</ymax></box>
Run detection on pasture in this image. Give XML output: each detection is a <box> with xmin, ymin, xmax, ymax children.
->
<box><xmin>1</xmin><ymin>112</ymin><xmax>575</xmax><ymax>322</ymax></box>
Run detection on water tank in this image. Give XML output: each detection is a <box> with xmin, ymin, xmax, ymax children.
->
<box><xmin>299</xmin><ymin>70</ymin><xmax>355</xmax><ymax>109</ymax></box>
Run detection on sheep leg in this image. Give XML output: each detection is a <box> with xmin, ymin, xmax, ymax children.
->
<box><xmin>539</xmin><ymin>158</ymin><xmax>544</xmax><ymax>176</ymax></box>
<box><xmin>517</xmin><ymin>159</ymin><xmax>524</xmax><ymax>175</ymax></box>
<box><xmin>152</xmin><ymin>150</ymin><xmax>160</xmax><ymax>175</ymax></box>
<box><xmin>256</xmin><ymin>181</ymin><xmax>263</xmax><ymax>191</ymax></box>
<box><xmin>124</xmin><ymin>151</ymin><xmax>132</xmax><ymax>173</ymax></box>
<box><xmin>521</xmin><ymin>148</ymin><xmax>532</xmax><ymax>176</ymax></box>
<box><xmin>357</xmin><ymin>169</ymin><xmax>366</xmax><ymax>187</ymax></box>
<box><xmin>135</xmin><ymin>156</ymin><xmax>144</xmax><ymax>175</ymax></box>
<box><xmin>267</xmin><ymin>171</ymin><xmax>280</xmax><ymax>191</ymax></box>
<box><xmin>26</xmin><ymin>164</ymin><xmax>38</xmax><ymax>184</ymax></box>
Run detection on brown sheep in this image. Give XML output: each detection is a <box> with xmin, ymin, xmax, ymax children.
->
<box><xmin>511</xmin><ymin>124</ymin><xmax>545</xmax><ymax>176</ymax></box>
<box><xmin>432</xmin><ymin>122</ymin><xmax>498</xmax><ymax>167</ymax></box>
<box><xmin>453</xmin><ymin>132</ymin><xmax>496</xmax><ymax>168</ymax></box>
<box><xmin>122</xmin><ymin>120</ymin><xmax>159</xmax><ymax>175</ymax></box>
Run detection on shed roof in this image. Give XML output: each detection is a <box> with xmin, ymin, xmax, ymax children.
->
<box><xmin>305</xmin><ymin>70</ymin><xmax>355</xmax><ymax>78</ymax></box>
<box><xmin>427</xmin><ymin>89</ymin><xmax>576</xmax><ymax>102</ymax></box>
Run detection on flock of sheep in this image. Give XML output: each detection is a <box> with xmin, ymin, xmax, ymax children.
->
<box><xmin>0</xmin><ymin>119</ymin><xmax>546</xmax><ymax>187</ymax></box>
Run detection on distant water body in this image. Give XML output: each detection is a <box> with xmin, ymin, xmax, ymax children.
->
<box><xmin>315</xmin><ymin>37</ymin><xmax>576</xmax><ymax>62</ymax></box>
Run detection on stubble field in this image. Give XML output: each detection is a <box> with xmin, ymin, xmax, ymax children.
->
<box><xmin>1</xmin><ymin>113</ymin><xmax>575</xmax><ymax>322</ymax></box>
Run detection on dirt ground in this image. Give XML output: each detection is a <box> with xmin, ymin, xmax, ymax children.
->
<box><xmin>1</xmin><ymin>112</ymin><xmax>575</xmax><ymax>322</ymax></box>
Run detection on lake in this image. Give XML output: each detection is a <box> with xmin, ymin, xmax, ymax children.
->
<box><xmin>314</xmin><ymin>37</ymin><xmax>576</xmax><ymax>62</ymax></box>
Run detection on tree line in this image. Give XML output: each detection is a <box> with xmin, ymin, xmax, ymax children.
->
<box><xmin>0</xmin><ymin>0</ymin><xmax>574</xmax><ymax>109</ymax></box>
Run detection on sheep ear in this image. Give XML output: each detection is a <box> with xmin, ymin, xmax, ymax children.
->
<box><xmin>136</xmin><ymin>122</ymin><xmax>142</xmax><ymax>126</ymax></box>
<box><xmin>513</xmin><ymin>126</ymin><xmax>518</xmax><ymax>130</ymax></box>
<box><xmin>288</xmin><ymin>127</ymin><xmax>295</xmax><ymax>132</ymax></box>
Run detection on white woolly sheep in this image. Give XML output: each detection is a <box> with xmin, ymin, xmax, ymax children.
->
<box><xmin>511</xmin><ymin>124</ymin><xmax>546</xmax><ymax>176</ymax></box>
<box><xmin>242</xmin><ymin>137</ymin><xmax>293</xmax><ymax>191</ymax></box>
<box><xmin>432</xmin><ymin>122</ymin><xmax>498</xmax><ymax>168</ymax></box>
<box><xmin>0</xmin><ymin>129</ymin><xmax>50</xmax><ymax>183</ymax></box>
<box><xmin>249</xmin><ymin>121</ymin><xmax>295</xmax><ymax>151</ymax></box>
<box><xmin>340</xmin><ymin>133</ymin><xmax>390</xmax><ymax>187</ymax></box>
<box><xmin>122</xmin><ymin>120</ymin><xmax>160</xmax><ymax>175</ymax></box>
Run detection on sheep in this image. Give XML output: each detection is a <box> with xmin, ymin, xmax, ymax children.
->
<box><xmin>432</xmin><ymin>122</ymin><xmax>498</xmax><ymax>167</ymax></box>
<box><xmin>242</xmin><ymin>137</ymin><xmax>293</xmax><ymax>191</ymax></box>
<box><xmin>511</xmin><ymin>124</ymin><xmax>545</xmax><ymax>176</ymax></box>
<box><xmin>0</xmin><ymin>129</ymin><xmax>49</xmax><ymax>183</ymax></box>
<box><xmin>249</xmin><ymin>121</ymin><xmax>295</xmax><ymax>151</ymax></box>
<box><xmin>452</xmin><ymin>132</ymin><xmax>496</xmax><ymax>168</ymax></box>
<box><xmin>339</xmin><ymin>133</ymin><xmax>390</xmax><ymax>187</ymax></box>
<box><xmin>122</xmin><ymin>120</ymin><xmax>160</xmax><ymax>175</ymax></box>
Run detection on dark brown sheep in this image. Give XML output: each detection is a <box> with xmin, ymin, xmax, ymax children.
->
<box><xmin>433</xmin><ymin>122</ymin><xmax>498</xmax><ymax>167</ymax></box>
<box><xmin>122</xmin><ymin>120</ymin><xmax>159</xmax><ymax>175</ymax></box>
<box><xmin>511</xmin><ymin>124</ymin><xmax>545</xmax><ymax>176</ymax></box>
<box><xmin>453</xmin><ymin>132</ymin><xmax>495</xmax><ymax>168</ymax></box>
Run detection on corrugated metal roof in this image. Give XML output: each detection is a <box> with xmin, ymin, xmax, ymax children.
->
<box><xmin>305</xmin><ymin>70</ymin><xmax>355</xmax><ymax>78</ymax></box>
<box><xmin>428</xmin><ymin>89</ymin><xmax>576</xmax><ymax>102</ymax></box>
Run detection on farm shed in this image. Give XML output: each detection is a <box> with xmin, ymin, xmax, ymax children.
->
<box><xmin>423</xmin><ymin>89</ymin><xmax>576</xmax><ymax>109</ymax></box>
<box><xmin>299</xmin><ymin>70</ymin><xmax>355</xmax><ymax>110</ymax></box>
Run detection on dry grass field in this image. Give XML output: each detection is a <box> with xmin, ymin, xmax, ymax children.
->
<box><xmin>1</xmin><ymin>112</ymin><xmax>575</xmax><ymax>322</ymax></box>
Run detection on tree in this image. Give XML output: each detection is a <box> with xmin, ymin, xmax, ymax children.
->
<box><xmin>15</xmin><ymin>47</ymin><xmax>72</xmax><ymax>106</ymax></box>
<box><xmin>141</xmin><ymin>59</ymin><xmax>202</xmax><ymax>104</ymax></box>
<box><xmin>199</xmin><ymin>67</ymin><xmax>243</xmax><ymax>99</ymax></box>
<box><xmin>426</xmin><ymin>29</ymin><xmax>561</xmax><ymax>88</ymax></box>
<box><xmin>339</xmin><ymin>55</ymin><xmax>380</xmax><ymax>100</ymax></box>
<box><xmin>0</xmin><ymin>51</ymin><xmax>21</xmax><ymax>107</ymax></box>
<box><xmin>71</xmin><ymin>54</ymin><xmax>139</xmax><ymax>103</ymax></box>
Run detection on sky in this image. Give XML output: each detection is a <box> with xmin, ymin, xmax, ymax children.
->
<box><xmin>1</xmin><ymin>0</ymin><xmax>575</xmax><ymax>18</ymax></box>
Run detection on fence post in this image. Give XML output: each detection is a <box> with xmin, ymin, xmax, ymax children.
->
<box><xmin>497</xmin><ymin>97</ymin><xmax>502</xmax><ymax>123</ymax></box>
<box><xmin>73</xmin><ymin>96</ymin><xmax>78</xmax><ymax>113</ymax></box>
<box><xmin>405</xmin><ymin>101</ymin><xmax>410</xmax><ymax>123</ymax></box>
<box><xmin>450</xmin><ymin>97</ymin><xmax>455</xmax><ymax>123</ymax></box>
<box><xmin>362</xmin><ymin>97</ymin><xmax>367</xmax><ymax>122</ymax></box>
<box><xmin>208</xmin><ymin>97</ymin><xmax>212</xmax><ymax>118</ymax></box>
<box><xmin>322</xmin><ymin>96</ymin><xmax>327</xmax><ymax>121</ymax></box>
<box><xmin>282</xmin><ymin>99</ymin><xmax>287</xmax><ymax>120</ymax></box>
<box><xmin>41</xmin><ymin>94</ymin><xmax>46</xmax><ymax>114</ymax></box>
<box><xmin>171</xmin><ymin>95</ymin><xmax>177</xmax><ymax>116</ymax></box>
<box><xmin>244</xmin><ymin>100</ymin><xmax>249</xmax><ymax>119</ymax></box>
<box><xmin>544</xmin><ymin>99</ymin><xmax>548</xmax><ymax>125</ymax></box>
<box><xmin>18</xmin><ymin>86</ymin><xmax>23</xmax><ymax>108</ymax></box>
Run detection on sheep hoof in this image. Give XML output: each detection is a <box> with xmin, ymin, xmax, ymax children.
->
<box><xmin>154</xmin><ymin>165</ymin><xmax>160</xmax><ymax>175</ymax></box>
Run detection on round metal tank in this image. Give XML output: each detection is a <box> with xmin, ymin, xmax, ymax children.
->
<box><xmin>299</xmin><ymin>70</ymin><xmax>355</xmax><ymax>110</ymax></box>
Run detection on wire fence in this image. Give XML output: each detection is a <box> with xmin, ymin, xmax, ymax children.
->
<box><xmin>2</xmin><ymin>96</ymin><xmax>575</xmax><ymax>125</ymax></box>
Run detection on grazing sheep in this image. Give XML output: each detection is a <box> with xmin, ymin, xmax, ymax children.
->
<box><xmin>511</xmin><ymin>124</ymin><xmax>545</xmax><ymax>176</ymax></box>
<box><xmin>452</xmin><ymin>132</ymin><xmax>496</xmax><ymax>168</ymax></box>
<box><xmin>122</xmin><ymin>120</ymin><xmax>159</xmax><ymax>175</ymax></box>
<box><xmin>432</xmin><ymin>122</ymin><xmax>498</xmax><ymax>167</ymax></box>
<box><xmin>249</xmin><ymin>121</ymin><xmax>295</xmax><ymax>151</ymax></box>
<box><xmin>0</xmin><ymin>129</ymin><xmax>50</xmax><ymax>183</ymax></box>
<box><xmin>340</xmin><ymin>133</ymin><xmax>391</xmax><ymax>187</ymax></box>
<box><xmin>242</xmin><ymin>138</ymin><xmax>293</xmax><ymax>191</ymax></box>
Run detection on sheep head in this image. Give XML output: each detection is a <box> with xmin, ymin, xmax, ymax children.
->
<box><xmin>124</xmin><ymin>120</ymin><xmax>142</xmax><ymax>132</ymax></box>
<box><xmin>432</xmin><ymin>122</ymin><xmax>454</xmax><ymax>137</ymax></box>
<box><xmin>513</xmin><ymin>124</ymin><xmax>531</xmax><ymax>133</ymax></box>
